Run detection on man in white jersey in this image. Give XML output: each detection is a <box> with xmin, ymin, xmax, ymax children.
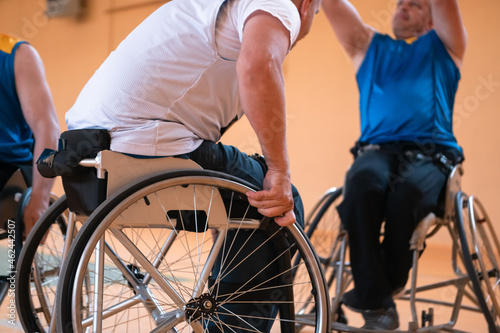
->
<box><xmin>66</xmin><ymin>0</ymin><xmax>321</xmax><ymax>330</ymax></box>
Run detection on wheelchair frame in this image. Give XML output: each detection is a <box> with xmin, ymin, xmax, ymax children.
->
<box><xmin>302</xmin><ymin>165</ymin><xmax>500</xmax><ymax>332</ymax></box>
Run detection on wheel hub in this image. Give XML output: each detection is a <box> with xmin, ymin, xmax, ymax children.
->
<box><xmin>125</xmin><ymin>264</ymin><xmax>144</xmax><ymax>295</ymax></box>
<box><xmin>185</xmin><ymin>293</ymin><xmax>218</xmax><ymax>322</ymax></box>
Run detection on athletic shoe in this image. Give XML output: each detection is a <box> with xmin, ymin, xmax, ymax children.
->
<box><xmin>361</xmin><ymin>306</ymin><xmax>400</xmax><ymax>331</ymax></box>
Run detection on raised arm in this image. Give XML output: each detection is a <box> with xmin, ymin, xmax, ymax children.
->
<box><xmin>14</xmin><ymin>44</ymin><xmax>60</xmax><ymax>237</ymax></box>
<box><xmin>429</xmin><ymin>0</ymin><xmax>467</xmax><ymax>68</ymax></box>
<box><xmin>322</xmin><ymin>0</ymin><xmax>375</xmax><ymax>70</ymax></box>
<box><xmin>237</xmin><ymin>11</ymin><xmax>295</xmax><ymax>226</ymax></box>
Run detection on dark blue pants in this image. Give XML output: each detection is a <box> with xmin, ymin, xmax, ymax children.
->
<box><xmin>337</xmin><ymin>147</ymin><xmax>457</xmax><ymax>310</ymax></box>
<box><xmin>187</xmin><ymin>141</ymin><xmax>304</xmax><ymax>332</ymax></box>
<box><xmin>0</xmin><ymin>161</ymin><xmax>32</xmax><ymax>190</ymax></box>
<box><xmin>0</xmin><ymin>161</ymin><xmax>31</xmax><ymax>230</ymax></box>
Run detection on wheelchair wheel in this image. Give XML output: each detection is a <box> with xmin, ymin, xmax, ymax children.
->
<box><xmin>16</xmin><ymin>195</ymin><xmax>77</xmax><ymax>333</ymax></box>
<box><xmin>56</xmin><ymin>170</ymin><xmax>329</xmax><ymax>333</ymax></box>
<box><xmin>0</xmin><ymin>190</ymin><xmax>28</xmax><ymax>305</ymax></box>
<box><xmin>293</xmin><ymin>187</ymin><xmax>350</xmax><ymax>324</ymax></box>
<box><xmin>456</xmin><ymin>192</ymin><xmax>500</xmax><ymax>332</ymax></box>
<box><xmin>0</xmin><ymin>180</ymin><xmax>30</xmax><ymax>304</ymax></box>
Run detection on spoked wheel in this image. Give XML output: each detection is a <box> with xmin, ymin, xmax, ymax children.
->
<box><xmin>456</xmin><ymin>191</ymin><xmax>500</xmax><ymax>332</ymax></box>
<box><xmin>16</xmin><ymin>196</ymin><xmax>87</xmax><ymax>333</ymax></box>
<box><xmin>0</xmin><ymin>187</ymin><xmax>30</xmax><ymax>304</ymax></box>
<box><xmin>56</xmin><ymin>170</ymin><xmax>329</xmax><ymax>332</ymax></box>
<box><xmin>293</xmin><ymin>187</ymin><xmax>350</xmax><ymax>325</ymax></box>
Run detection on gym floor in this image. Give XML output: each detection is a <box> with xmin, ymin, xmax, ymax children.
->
<box><xmin>339</xmin><ymin>242</ymin><xmax>489</xmax><ymax>332</ymax></box>
<box><xmin>0</xmin><ymin>243</ymin><xmax>489</xmax><ymax>332</ymax></box>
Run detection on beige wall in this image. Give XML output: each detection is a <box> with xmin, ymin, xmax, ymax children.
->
<box><xmin>1</xmin><ymin>0</ymin><xmax>499</xmax><ymax>244</ymax></box>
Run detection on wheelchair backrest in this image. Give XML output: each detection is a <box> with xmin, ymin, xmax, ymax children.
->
<box><xmin>98</xmin><ymin>150</ymin><xmax>201</xmax><ymax>196</ymax></box>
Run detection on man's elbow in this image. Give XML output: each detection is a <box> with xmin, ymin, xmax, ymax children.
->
<box><xmin>237</xmin><ymin>56</ymin><xmax>280</xmax><ymax>87</ymax></box>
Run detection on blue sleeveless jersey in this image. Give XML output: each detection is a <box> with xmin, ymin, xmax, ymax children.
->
<box><xmin>0</xmin><ymin>34</ymin><xmax>33</xmax><ymax>164</ymax></box>
<box><xmin>356</xmin><ymin>30</ymin><xmax>461</xmax><ymax>150</ymax></box>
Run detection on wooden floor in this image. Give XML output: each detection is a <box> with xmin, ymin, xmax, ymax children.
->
<box><xmin>0</xmin><ymin>243</ymin><xmax>490</xmax><ymax>332</ymax></box>
<box><xmin>337</xmin><ymin>242</ymin><xmax>489</xmax><ymax>332</ymax></box>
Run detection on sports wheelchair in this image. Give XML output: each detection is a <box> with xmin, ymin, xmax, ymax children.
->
<box><xmin>0</xmin><ymin>164</ymin><xmax>63</xmax><ymax>331</ymax></box>
<box><xmin>16</xmin><ymin>129</ymin><xmax>330</xmax><ymax>333</ymax></box>
<box><xmin>300</xmin><ymin>164</ymin><xmax>500</xmax><ymax>332</ymax></box>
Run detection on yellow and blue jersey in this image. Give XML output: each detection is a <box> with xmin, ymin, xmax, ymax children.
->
<box><xmin>0</xmin><ymin>33</ymin><xmax>33</xmax><ymax>164</ymax></box>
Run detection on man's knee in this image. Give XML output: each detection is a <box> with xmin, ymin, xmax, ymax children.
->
<box><xmin>344</xmin><ymin>167</ymin><xmax>387</xmax><ymax>201</ymax></box>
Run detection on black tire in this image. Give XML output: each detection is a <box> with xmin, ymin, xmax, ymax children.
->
<box><xmin>456</xmin><ymin>191</ymin><xmax>500</xmax><ymax>333</ymax></box>
<box><xmin>293</xmin><ymin>187</ymin><xmax>350</xmax><ymax>324</ymax></box>
<box><xmin>0</xmin><ymin>187</ymin><xmax>30</xmax><ymax>303</ymax></box>
<box><xmin>304</xmin><ymin>188</ymin><xmax>345</xmax><ymax>281</ymax></box>
<box><xmin>0</xmin><ymin>189</ymin><xmax>30</xmax><ymax>305</ymax></box>
<box><xmin>16</xmin><ymin>196</ymin><xmax>69</xmax><ymax>333</ymax></box>
<box><xmin>56</xmin><ymin>170</ymin><xmax>329</xmax><ymax>333</ymax></box>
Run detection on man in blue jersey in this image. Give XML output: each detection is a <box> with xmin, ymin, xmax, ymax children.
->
<box><xmin>0</xmin><ymin>34</ymin><xmax>59</xmax><ymax>237</ymax></box>
<box><xmin>322</xmin><ymin>0</ymin><xmax>466</xmax><ymax>330</ymax></box>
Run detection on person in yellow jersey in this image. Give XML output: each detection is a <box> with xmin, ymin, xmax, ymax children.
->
<box><xmin>322</xmin><ymin>0</ymin><xmax>466</xmax><ymax>330</ymax></box>
<box><xmin>0</xmin><ymin>33</ymin><xmax>59</xmax><ymax>302</ymax></box>
<box><xmin>0</xmin><ymin>34</ymin><xmax>59</xmax><ymax>238</ymax></box>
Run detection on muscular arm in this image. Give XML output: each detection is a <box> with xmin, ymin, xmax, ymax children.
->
<box><xmin>237</xmin><ymin>11</ymin><xmax>295</xmax><ymax>226</ymax></box>
<box><xmin>322</xmin><ymin>0</ymin><xmax>375</xmax><ymax>71</ymax></box>
<box><xmin>14</xmin><ymin>44</ymin><xmax>60</xmax><ymax>237</ymax></box>
<box><xmin>429</xmin><ymin>0</ymin><xmax>467</xmax><ymax>68</ymax></box>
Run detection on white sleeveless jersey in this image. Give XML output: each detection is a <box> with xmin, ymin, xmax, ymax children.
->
<box><xmin>66</xmin><ymin>0</ymin><xmax>300</xmax><ymax>156</ymax></box>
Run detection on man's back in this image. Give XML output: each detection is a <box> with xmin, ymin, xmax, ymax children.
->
<box><xmin>66</xmin><ymin>0</ymin><xmax>240</xmax><ymax>156</ymax></box>
<box><xmin>66</xmin><ymin>0</ymin><xmax>301</xmax><ymax>158</ymax></box>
